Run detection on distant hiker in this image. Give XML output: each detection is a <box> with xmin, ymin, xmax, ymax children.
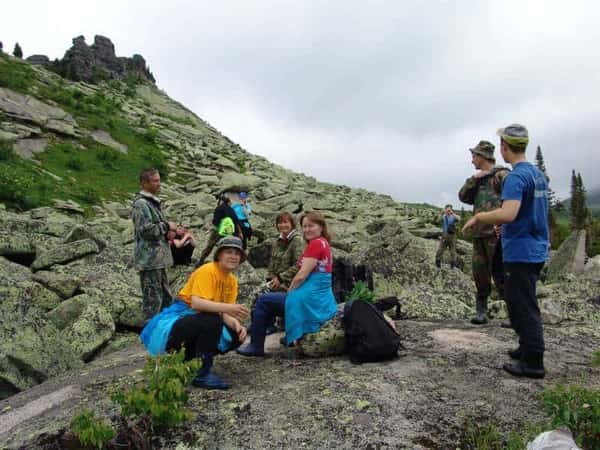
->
<box><xmin>141</xmin><ymin>236</ymin><xmax>250</xmax><ymax>389</ymax></box>
<box><xmin>131</xmin><ymin>168</ymin><xmax>176</xmax><ymax>321</ymax></box>
<box><xmin>232</xmin><ymin>191</ymin><xmax>253</xmax><ymax>249</ymax></box>
<box><xmin>237</xmin><ymin>211</ymin><xmax>337</xmax><ymax>357</ymax></box>
<box><xmin>463</xmin><ymin>124</ymin><xmax>549</xmax><ymax>379</ymax></box>
<box><xmin>435</xmin><ymin>204</ymin><xmax>460</xmax><ymax>269</ymax></box>
<box><xmin>459</xmin><ymin>140</ymin><xmax>509</xmax><ymax>324</ymax></box>
<box><xmin>168</xmin><ymin>224</ymin><xmax>196</xmax><ymax>266</ymax></box>
<box><xmin>197</xmin><ymin>193</ymin><xmax>242</xmax><ymax>265</ymax></box>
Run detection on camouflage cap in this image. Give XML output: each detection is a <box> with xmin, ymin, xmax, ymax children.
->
<box><xmin>469</xmin><ymin>140</ymin><xmax>495</xmax><ymax>161</ymax></box>
<box><xmin>214</xmin><ymin>236</ymin><xmax>246</xmax><ymax>262</ymax></box>
<box><xmin>496</xmin><ymin>123</ymin><xmax>529</xmax><ymax>148</ymax></box>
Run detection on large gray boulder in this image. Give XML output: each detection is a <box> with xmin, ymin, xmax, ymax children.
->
<box><xmin>546</xmin><ymin>230</ymin><xmax>587</xmax><ymax>282</ymax></box>
<box><xmin>65</xmin><ymin>304</ymin><xmax>115</xmax><ymax>361</ymax></box>
<box><xmin>31</xmin><ymin>239</ymin><xmax>100</xmax><ymax>271</ymax></box>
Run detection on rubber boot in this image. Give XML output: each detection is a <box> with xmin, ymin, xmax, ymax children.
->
<box><xmin>470</xmin><ymin>296</ymin><xmax>488</xmax><ymax>325</ymax></box>
<box><xmin>508</xmin><ymin>347</ymin><xmax>522</xmax><ymax>360</ymax></box>
<box><xmin>192</xmin><ymin>353</ymin><xmax>230</xmax><ymax>389</ymax></box>
<box><xmin>503</xmin><ymin>352</ymin><xmax>545</xmax><ymax>379</ymax></box>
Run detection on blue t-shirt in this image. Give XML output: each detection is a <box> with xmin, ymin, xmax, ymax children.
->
<box><xmin>441</xmin><ymin>215</ymin><xmax>458</xmax><ymax>234</ymax></box>
<box><xmin>501</xmin><ymin>162</ymin><xmax>549</xmax><ymax>263</ymax></box>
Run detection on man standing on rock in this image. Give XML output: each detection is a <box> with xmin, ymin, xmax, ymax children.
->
<box><xmin>132</xmin><ymin>168</ymin><xmax>176</xmax><ymax>321</ymax></box>
<box><xmin>435</xmin><ymin>204</ymin><xmax>461</xmax><ymax>269</ymax></box>
<box><xmin>459</xmin><ymin>141</ymin><xmax>509</xmax><ymax>325</ymax></box>
<box><xmin>463</xmin><ymin>124</ymin><xmax>549</xmax><ymax>379</ymax></box>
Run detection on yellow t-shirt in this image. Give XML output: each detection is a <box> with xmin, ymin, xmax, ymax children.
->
<box><xmin>177</xmin><ymin>262</ymin><xmax>238</xmax><ymax>306</ymax></box>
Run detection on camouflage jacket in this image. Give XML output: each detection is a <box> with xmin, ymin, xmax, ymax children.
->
<box><xmin>458</xmin><ymin>166</ymin><xmax>509</xmax><ymax>238</ymax></box>
<box><xmin>131</xmin><ymin>191</ymin><xmax>174</xmax><ymax>271</ymax></box>
<box><xmin>267</xmin><ymin>230</ymin><xmax>305</xmax><ymax>290</ymax></box>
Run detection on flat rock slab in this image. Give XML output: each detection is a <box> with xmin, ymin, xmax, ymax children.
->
<box><xmin>13</xmin><ymin>138</ymin><xmax>48</xmax><ymax>159</ymax></box>
<box><xmin>31</xmin><ymin>239</ymin><xmax>99</xmax><ymax>271</ymax></box>
<box><xmin>90</xmin><ymin>129</ymin><xmax>128</xmax><ymax>154</ymax></box>
<box><xmin>428</xmin><ymin>328</ymin><xmax>502</xmax><ymax>352</ymax></box>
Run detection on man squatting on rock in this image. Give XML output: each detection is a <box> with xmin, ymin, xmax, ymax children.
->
<box><xmin>463</xmin><ymin>124</ymin><xmax>549</xmax><ymax>379</ymax></box>
<box><xmin>458</xmin><ymin>141</ymin><xmax>509</xmax><ymax>324</ymax></box>
<box><xmin>131</xmin><ymin>168</ymin><xmax>177</xmax><ymax>320</ymax></box>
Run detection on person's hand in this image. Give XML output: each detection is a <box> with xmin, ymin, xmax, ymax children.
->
<box><xmin>494</xmin><ymin>224</ymin><xmax>502</xmax><ymax>238</ymax></box>
<box><xmin>270</xmin><ymin>277</ymin><xmax>281</xmax><ymax>290</ymax></box>
<box><xmin>237</xmin><ymin>325</ymin><xmax>247</xmax><ymax>342</ymax></box>
<box><xmin>462</xmin><ymin>214</ymin><xmax>479</xmax><ymax>233</ymax></box>
<box><xmin>474</xmin><ymin>170</ymin><xmax>491</xmax><ymax>179</ymax></box>
<box><xmin>226</xmin><ymin>303</ymin><xmax>250</xmax><ymax>321</ymax></box>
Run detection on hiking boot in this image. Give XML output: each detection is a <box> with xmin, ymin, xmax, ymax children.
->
<box><xmin>508</xmin><ymin>347</ymin><xmax>522</xmax><ymax>360</ymax></box>
<box><xmin>500</xmin><ymin>320</ymin><xmax>512</xmax><ymax>329</ymax></box>
<box><xmin>192</xmin><ymin>372</ymin><xmax>230</xmax><ymax>390</ymax></box>
<box><xmin>470</xmin><ymin>296</ymin><xmax>488</xmax><ymax>325</ymax></box>
<box><xmin>503</xmin><ymin>352</ymin><xmax>545</xmax><ymax>379</ymax></box>
<box><xmin>236</xmin><ymin>343</ymin><xmax>265</xmax><ymax>357</ymax></box>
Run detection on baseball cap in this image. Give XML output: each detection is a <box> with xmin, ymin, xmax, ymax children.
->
<box><xmin>497</xmin><ymin>124</ymin><xmax>529</xmax><ymax>148</ymax></box>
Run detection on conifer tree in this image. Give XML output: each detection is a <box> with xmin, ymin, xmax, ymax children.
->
<box><xmin>534</xmin><ymin>146</ymin><xmax>556</xmax><ymax>207</ymax></box>
<box><xmin>577</xmin><ymin>173</ymin><xmax>589</xmax><ymax>227</ymax></box>
<box><xmin>570</xmin><ymin>170</ymin><xmax>579</xmax><ymax>228</ymax></box>
<box><xmin>13</xmin><ymin>42</ymin><xmax>23</xmax><ymax>59</ymax></box>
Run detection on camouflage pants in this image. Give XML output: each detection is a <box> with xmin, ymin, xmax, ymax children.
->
<box><xmin>198</xmin><ymin>229</ymin><xmax>221</xmax><ymax>264</ymax></box>
<box><xmin>139</xmin><ymin>269</ymin><xmax>173</xmax><ymax>320</ymax></box>
<box><xmin>435</xmin><ymin>233</ymin><xmax>456</xmax><ymax>263</ymax></box>
<box><xmin>472</xmin><ymin>236</ymin><xmax>503</xmax><ymax>299</ymax></box>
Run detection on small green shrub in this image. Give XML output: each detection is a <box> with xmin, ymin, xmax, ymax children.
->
<box><xmin>593</xmin><ymin>351</ymin><xmax>600</xmax><ymax>367</ymax></box>
<box><xmin>111</xmin><ymin>349</ymin><xmax>200</xmax><ymax>428</ymax></box>
<box><xmin>541</xmin><ymin>384</ymin><xmax>600</xmax><ymax>448</ymax></box>
<box><xmin>143</xmin><ymin>127</ymin><xmax>159</xmax><ymax>144</ymax></box>
<box><xmin>0</xmin><ymin>140</ymin><xmax>17</xmax><ymax>161</ymax></box>
<box><xmin>66</xmin><ymin>156</ymin><xmax>84</xmax><ymax>171</ymax></box>
<box><xmin>96</xmin><ymin>148</ymin><xmax>120</xmax><ymax>169</ymax></box>
<box><xmin>70</xmin><ymin>410</ymin><xmax>115</xmax><ymax>449</ymax></box>
<box><xmin>349</xmin><ymin>280</ymin><xmax>376</xmax><ymax>303</ymax></box>
<box><xmin>461</xmin><ymin>421</ymin><xmax>545</xmax><ymax>450</ymax></box>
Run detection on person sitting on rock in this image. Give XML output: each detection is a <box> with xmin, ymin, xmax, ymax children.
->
<box><xmin>237</xmin><ymin>211</ymin><xmax>337</xmax><ymax>357</ymax></box>
<box><xmin>197</xmin><ymin>194</ymin><xmax>243</xmax><ymax>265</ymax></box>
<box><xmin>140</xmin><ymin>236</ymin><xmax>250</xmax><ymax>389</ymax></box>
<box><xmin>168</xmin><ymin>224</ymin><xmax>196</xmax><ymax>266</ymax></box>
<box><xmin>258</xmin><ymin>211</ymin><xmax>305</xmax><ymax>334</ymax></box>
<box><xmin>232</xmin><ymin>191</ymin><xmax>253</xmax><ymax>249</ymax></box>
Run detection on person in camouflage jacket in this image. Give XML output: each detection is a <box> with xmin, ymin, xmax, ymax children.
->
<box><xmin>131</xmin><ymin>169</ymin><xmax>176</xmax><ymax>320</ymax></box>
<box><xmin>266</xmin><ymin>212</ymin><xmax>305</xmax><ymax>292</ymax></box>
<box><xmin>459</xmin><ymin>141</ymin><xmax>509</xmax><ymax>324</ymax></box>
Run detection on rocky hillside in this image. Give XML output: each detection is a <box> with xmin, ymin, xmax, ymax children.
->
<box><xmin>1</xmin><ymin>41</ymin><xmax>599</xmax><ymax>448</ymax></box>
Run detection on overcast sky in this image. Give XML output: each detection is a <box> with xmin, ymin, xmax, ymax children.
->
<box><xmin>2</xmin><ymin>1</ymin><xmax>599</xmax><ymax>206</ymax></box>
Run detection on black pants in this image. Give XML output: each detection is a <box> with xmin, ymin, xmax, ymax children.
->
<box><xmin>504</xmin><ymin>262</ymin><xmax>545</xmax><ymax>355</ymax></box>
<box><xmin>166</xmin><ymin>313</ymin><xmax>241</xmax><ymax>361</ymax></box>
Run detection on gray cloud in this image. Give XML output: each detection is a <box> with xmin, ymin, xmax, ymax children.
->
<box><xmin>2</xmin><ymin>0</ymin><xmax>599</xmax><ymax>205</ymax></box>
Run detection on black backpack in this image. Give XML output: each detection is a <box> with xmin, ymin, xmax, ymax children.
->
<box><xmin>332</xmin><ymin>258</ymin><xmax>374</xmax><ymax>303</ymax></box>
<box><xmin>343</xmin><ymin>300</ymin><xmax>402</xmax><ymax>364</ymax></box>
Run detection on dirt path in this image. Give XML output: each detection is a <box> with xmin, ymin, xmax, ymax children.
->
<box><xmin>1</xmin><ymin>320</ymin><xmax>599</xmax><ymax>449</ymax></box>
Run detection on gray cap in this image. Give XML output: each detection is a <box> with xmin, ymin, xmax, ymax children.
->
<box><xmin>214</xmin><ymin>236</ymin><xmax>246</xmax><ymax>262</ymax></box>
<box><xmin>496</xmin><ymin>124</ymin><xmax>529</xmax><ymax>148</ymax></box>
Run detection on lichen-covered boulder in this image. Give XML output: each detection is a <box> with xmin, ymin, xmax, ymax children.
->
<box><xmin>0</xmin><ymin>292</ymin><xmax>82</xmax><ymax>398</ymax></box>
<box><xmin>46</xmin><ymin>293</ymin><xmax>99</xmax><ymax>330</ymax></box>
<box><xmin>31</xmin><ymin>271</ymin><xmax>81</xmax><ymax>299</ymax></box>
<box><xmin>66</xmin><ymin>304</ymin><xmax>115</xmax><ymax>361</ymax></box>
<box><xmin>546</xmin><ymin>230</ymin><xmax>586</xmax><ymax>282</ymax></box>
<box><xmin>300</xmin><ymin>312</ymin><xmax>346</xmax><ymax>358</ymax></box>
<box><xmin>31</xmin><ymin>239</ymin><xmax>100</xmax><ymax>271</ymax></box>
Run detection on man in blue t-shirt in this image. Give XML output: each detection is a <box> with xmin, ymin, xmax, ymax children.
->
<box><xmin>463</xmin><ymin>124</ymin><xmax>549</xmax><ymax>379</ymax></box>
<box><xmin>435</xmin><ymin>204</ymin><xmax>461</xmax><ymax>268</ymax></box>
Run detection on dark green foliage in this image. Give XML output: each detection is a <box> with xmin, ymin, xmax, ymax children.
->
<box><xmin>70</xmin><ymin>410</ymin><xmax>115</xmax><ymax>449</ymax></box>
<box><xmin>111</xmin><ymin>349</ymin><xmax>200</xmax><ymax>428</ymax></box>
<box><xmin>541</xmin><ymin>384</ymin><xmax>600</xmax><ymax>449</ymax></box>
<box><xmin>460</xmin><ymin>421</ymin><xmax>545</xmax><ymax>450</ymax></box>
<box><xmin>66</xmin><ymin>156</ymin><xmax>84</xmax><ymax>171</ymax></box>
<box><xmin>0</xmin><ymin>52</ymin><xmax>36</xmax><ymax>92</ymax></box>
<box><xmin>12</xmin><ymin>43</ymin><xmax>23</xmax><ymax>59</ymax></box>
<box><xmin>349</xmin><ymin>280</ymin><xmax>376</xmax><ymax>303</ymax></box>
<box><xmin>571</xmin><ymin>170</ymin><xmax>589</xmax><ymax>230</ymax></box>
<box><xmin>0</xmin><ymin>140</ymin><xmax>17</xmax><ymax>161</ymax></box>
<box><xmin>592</xmin><ymin>351</ymin><xmax>600</xmax><ymax>367</ymax></box>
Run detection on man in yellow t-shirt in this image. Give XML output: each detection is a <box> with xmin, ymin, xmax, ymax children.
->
<box><xmin>141</xmin><ymin>236</ymin><xmax>250</xmax><ymax>390</ymax></box>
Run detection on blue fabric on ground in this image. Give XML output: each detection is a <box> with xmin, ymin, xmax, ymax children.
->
<box><xmin>217</xmin><ymin>326</ymin><xmax>234</xmax><ymax>353</ymax></box>
<box><xmin>140</xmin><ymin>300</ymin><xmax>196</xmax><ymax>356</ymax></box>
<box><xmin>285</xmin><ymin>272</ymin><xmax>337</xmax><ymax>345</ymax></box>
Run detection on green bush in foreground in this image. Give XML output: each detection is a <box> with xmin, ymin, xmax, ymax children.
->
<box><xmin>70</xmin><ymin>410</ymin><xmax>115</xmax><ymax>449</ymax></box>
<box><xmin>541</xmin><ymin>383</ymin><xmax>600</xmax><ymax>449</ymax></box>
<box><xmin>111</xmin><ymin>348</ymin><xmax>200</xmax><ymax>429</ymax></box>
